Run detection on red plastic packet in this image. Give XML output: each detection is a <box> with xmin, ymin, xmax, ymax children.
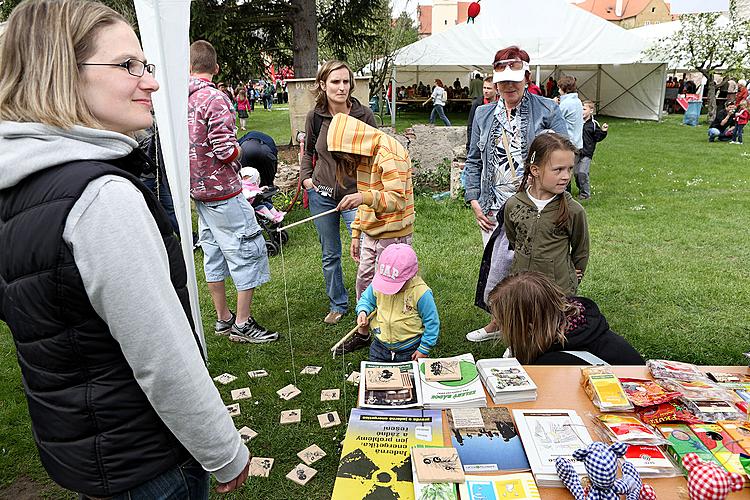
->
<box><xmin>619</xmin><ymin>378</ymin><xmax>681</xmax><ymax>407</ymax></box>
<box><xmin>637</xmin><ymin>401</ymin><xmax>702</xmax><ymax>425</ymax></box>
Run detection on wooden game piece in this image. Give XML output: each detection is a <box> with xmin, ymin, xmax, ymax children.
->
<box><xmin>364</xmin><ymin>367</ymin><xmax>405</xmax><ymax>390</ymax></box>
<box><xmin>249</xmin><ymin>457</ymin><xmax>274</xmax><ymax>477</ymax></box>
<box><xmin>286</xmin><ymin>463</ymin><xmax>317</xmax><ymax>485</ymax></box>
<box><xmin>226</xmin><ymin>403</ymin><xmax>240</xmax><ymax>417</ymax></box>
<box><xmin>277</xmin><ymin>384</ymin><xmax>301</xmax><ymax>400</ymax></box>
<box><xmin>424</xmin><ymin>359</ymin><xmax>462</xmax><ymax>382</ymax></box>
<box><xmin>280</xmin><ymin>409</ymin><xmax>302</xmax><ymax>424</ymax></box>
<box><xmin>238</xmin><ymin>426</ymin><xmax>257</xmax><ymax>443</ymax></box>
<box><xmin>347</xmin><ymin>371</ymin><xmax>360</xmax><ymax>385</ymax></box>
<box><xmin>231</xmin><ymin>387</ymin><xmax>252</xmax><ymax>401</ymax></box>
<box><xmin>320</xmin><ymin>389</ymin><xmax>340</xmax><ymax>401</ymax></box>
<box><xmin>300</xmin><ymin>365</ymin><xmax>322</xmax><ymax>375</ymax></box>
<box><xmin>247</xmin><ymin>369</ymin><xmax>269</xmax><ymax>378</ymax></box>
<box><xmin>297</xmin><ymin>444</ymin><xmax>326</xmax><ymax>465</ymax></box>
<box><xmin>213</xmin><ymin>373</ymin><xmax>237</xmax><ymax>385</ymax></box>
<box><xmin>317</xmin><ymin>411</ymin><xmax>341</xmax><ymax>429</ymax></box>
<box><xmin>411</xmin><ymin>447</ymin><xmax>465</xmax><ymax>483</ymax></box>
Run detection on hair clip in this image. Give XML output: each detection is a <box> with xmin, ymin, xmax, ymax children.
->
<box><xmin>529</xmin><ymin>151</ymin><xmax>536</xmax><ymax>164</ymax></box>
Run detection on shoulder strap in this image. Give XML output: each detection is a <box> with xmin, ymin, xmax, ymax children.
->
<box><xmin>306</xmin><ymin>112</ymin><xmax>325</xmax><ymax>159</ymax></box>
<box><xmin>560</xmin><ymin>350</ymin><xmax>609</xmax><ymax>366</ymax></box>
<box><xmin>500</xmin><ymin>128</ymin><xmax>517</xmax><ymax>179</ymax></box>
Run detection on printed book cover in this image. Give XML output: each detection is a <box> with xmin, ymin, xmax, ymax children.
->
<box><xmin>332</xmin><ymin>408</ymin><xmax>443</xmax><ymax>500</ymax></box>
<box><xmin>417</xmin><ymin>353</ymin><xmax>486</xmax><ymax>409</ymax></box>
<box><xmin>690</xmin><ymin>423</ymin><xmax>747</xmax><ymax>476</ymax></box>
<box><xmin>358</xmin><ymin>361</ymin><xmax>423</xmax><ymax>409</ymax></box>
<box><xmin>458</xmin><ymin>472</ymin><xmax>540</xmax><ymax>500</ymax></box>
<box><xmin>657</xmin><ymin>423</ymin><xmax>724</xmax><ymax>471</ymax></box>
<box><xmin>446</xmin><ymin>407</ymin><xmax>530</xmax><ymax>473</ymax></box>
<box><xmin>477</xmin><ymin>358</ymin><xmax>537</xmax><ymax>393</ymax></box>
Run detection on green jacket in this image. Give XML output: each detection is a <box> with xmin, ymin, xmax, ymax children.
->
<box><xmin>504</xmin><ymin>191</ymin><xmax>589</xmax><ymax>295</ymax></box>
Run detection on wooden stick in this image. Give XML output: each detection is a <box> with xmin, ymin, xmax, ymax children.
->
<box><xmin>278</xmin><ymin>208</ymin><xmax>338</xmax><ymax>232</ymax></box>
<box><xmin>331</xmin><ymin>311</ymin><xmax>376</xmax><ymax>358</ymax></box>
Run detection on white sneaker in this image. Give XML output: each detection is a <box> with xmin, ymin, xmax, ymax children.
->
<box><xmin>466</xmin><ymin>327</ymin><xmax>502</xmax><ymax>342</ymax></box>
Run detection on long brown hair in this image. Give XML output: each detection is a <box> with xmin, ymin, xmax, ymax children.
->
<box><xmin>488</xmin><ymin>272</ymin><xmax>581</xmax><ymax>364</ymax></box>
<box><xmin>314</xmin><ymin>60</ymin><xmax>355</xmax><ymax>110</ymax></box>
<box><xmin>0</xmin><ymin>0</ymin><xmax>126</xmax><ymax>128</ymax></box>
<box><xmin>332</xmin><ymin>150</ymin><xmax>366</xmax><ymax>187</ymax></box>
<box><xmin>519</xmin><ymin>132</ymin><xmax>577</xmax><ymax>227</ymax></box>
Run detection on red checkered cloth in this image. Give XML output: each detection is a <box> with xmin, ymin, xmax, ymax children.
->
<box><xmin>682</xmin><ymin>453</ymin><xmax>744</xmax><ymax>500</ymax></box>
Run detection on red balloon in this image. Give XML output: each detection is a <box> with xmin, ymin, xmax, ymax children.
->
<box><xmin>468</xmin><ymin>2</ymin><xmax>480</xmax><ymax>20</ymax></box>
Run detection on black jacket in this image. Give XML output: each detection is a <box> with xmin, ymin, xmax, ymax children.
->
<box><xmin>581</xmin><ymin>118</ymin><xmax>608</xmax><ymax>159</ymax></box>
<box><xmin>533</xmin><ymin>297</ymin><xmax>645</xmax><ymax>365</ymax></box>
<box><xmin>0</xmin><ymin>152</ymin><xmax>198</xmax><ymax>496</ymax></box>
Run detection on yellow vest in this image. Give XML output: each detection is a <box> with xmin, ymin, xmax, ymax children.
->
<box><xmin>372</xmin><ymin>276</ymin><xmax>430</xmax><ymax>346</ymax></box>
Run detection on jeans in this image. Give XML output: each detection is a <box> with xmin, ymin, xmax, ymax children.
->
<box><xmin>265</xmin><ymin>96</ymin><xmax>273</xmax><ymax>110</ymax></box>
<box><xmin>307</xmin><ymin>188</ymin><xmax>357</xmax><ymax>313</ymax></box>
<box><xmin>708</xmin><ymin>127</ymin><xmax>721</xmax><ymax>142</ymax></box>
<box><xmin>79</xmin><ymin>459</ymin><xmax>209</xmax><ymax>500</ymax></box>
<box><xmin>369</xmin><ymin>336</ymin><xmax>418</xmax><ymax>362</ymax></box>
<box><xmin>429</xmin><ymin>104</ymin><xmax>451</xmax><ymax>126</ymax></box>
<box><xmin>733</xmin><ymin>123</ymin><xmax>745</xmax><ymax>143</ymax></box>
<box><xmin>574</xmin><ymin>156</ymin><xmax>592</xmax><ymax>198</ymax></box>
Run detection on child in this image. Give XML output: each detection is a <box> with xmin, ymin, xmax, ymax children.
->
<box><xmin>236</xmin><ymin>89</ymin><xmax>250</xmax><ymax>130</ymax></box>
<box><xmin>576</xmin><ymin>101</ymin><xmax>608</xmax><ymax>200</ymax></box>
<box><xmin>503</xmin><ymin>133</ymin><xmax>589</xmax><ymax>296</ymax></box>
<box><xmin>355</xmin><ymin>244</ymin><xmax>440</xmax><ymax>362</ymax></box>
<box><xmin>239</xmin><ymin>167</ymin><xmax>285</xmax><ymax>223</ymax></box>
<box><xmin>488</xmin><ymin>272</ymin><xmax>644</xmax><ymax>365</ymax></box>
<box><xmin>731</xmin><ymin>100</ymin><xmax>749</xmax><ymax>144</ymax></box>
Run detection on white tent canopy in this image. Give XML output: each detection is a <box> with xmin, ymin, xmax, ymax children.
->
<box><xmin>390</xmin><ymin>0</ymin><xmax>668</xmax><ymax>120</ymax></box>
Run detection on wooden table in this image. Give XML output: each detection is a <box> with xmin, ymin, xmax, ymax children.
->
<box><xmin>448</xmin><ymin>365</ymin><xmax>750</xmax><ymax>499</ymax></box>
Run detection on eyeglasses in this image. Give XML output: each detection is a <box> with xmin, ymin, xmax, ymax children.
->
<box><xmin>493</xmin><ymin>59</ymin><xmax>528</xmax><ymax>71</ymax></box>
<box><xmin>80</xmin><ymin>58</ymin><xmax>156</xmax><ymax>78</ymax></box>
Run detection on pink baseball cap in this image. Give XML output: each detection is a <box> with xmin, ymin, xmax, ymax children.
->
<box><xmin>371</xmin><ymin>244</ymin><xmax>418</xmax><ymax>295</ymax></box>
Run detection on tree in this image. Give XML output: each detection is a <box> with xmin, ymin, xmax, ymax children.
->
<box><xmin>646</xmin><ymin>0</ymin><xmax>750</xmax><ymax>121</ymax></box>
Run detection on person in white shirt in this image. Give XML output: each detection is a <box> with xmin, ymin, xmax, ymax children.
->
<box><xmin>423</xmin><ymin>78</ymin><xmax>452</xmax><ymax>126</ymax></box>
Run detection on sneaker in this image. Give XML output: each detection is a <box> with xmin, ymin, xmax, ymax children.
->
<box><xmin>215</xmin><ymin>311</ymin><xmax>236</xmax><ymax>336</ymax></box>
<box><xmin>229</xmin><ymin>317</ymin><xmax>279</xmax><ymax>343</ymax></box>
<box><xmin>334</xmin><ymin>333</ymin><xmax>371</xmax><ymax>355</ymax></box>
<box><xmin>466</xmin><ymin>327</ymin><xmax>502</xmax><ymax>342</ymax></box>
<box><xmin>324</xmin><ymin>311</ymin><xmax>344</xmax><ymax>325</ymax></box>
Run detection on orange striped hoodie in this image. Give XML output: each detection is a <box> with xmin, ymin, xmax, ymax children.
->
<box><xmin>327</xmin><ymin>113</ymin><xmax>414</xmax><ymax>239</ymax></box>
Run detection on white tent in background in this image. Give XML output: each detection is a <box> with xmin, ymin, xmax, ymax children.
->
<box><xmin>133</xmin><ymin>0</ymin><xmax>206</xmax><ymax>356</ymax></box>
<box><xmin>390</xmin><ymin>0</ymin><xmax>668</xmax><ymax>120</ymax></box>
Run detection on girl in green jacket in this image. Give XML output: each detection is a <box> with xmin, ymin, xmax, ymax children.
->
<box><xmin>503</xmin><ymin>133</ymin><xmax>589</xmax><ymax>295</ymax></box>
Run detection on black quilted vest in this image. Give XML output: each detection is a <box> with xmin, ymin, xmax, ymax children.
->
<box><xmin>0</xmin><ymin>150</ymin><xmax>201</xmax><ymax>496</ymax></box>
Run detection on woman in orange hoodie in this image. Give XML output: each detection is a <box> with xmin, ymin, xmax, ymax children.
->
<box><xmin>328</xmin><ymin>113</ymin><xmax>416</xmax><ymax>354</ymax></box>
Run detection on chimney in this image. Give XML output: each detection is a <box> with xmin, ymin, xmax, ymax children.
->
<box><xmin>615</xmin><ymin>0</ymin><xmax>623</xmax><ymax>16</ymax></box>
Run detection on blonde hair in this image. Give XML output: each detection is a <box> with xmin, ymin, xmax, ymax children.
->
<box><xmin>488</xmin><ymin>272</ymin><xmax>581</xmax><ymax>364</ymax></box>
<box><xmin>314</xmin><ymin>60</ymin><xmax>355</xmax><ymax>110</ymax></box>
<box><xmin>0</xmin><ymin>0</ymin><xmax>127</xmax><ymax>128</ymax></box>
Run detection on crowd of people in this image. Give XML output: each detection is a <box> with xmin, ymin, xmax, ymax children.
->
<box><xmin>0</xmin><ymin>0</ymin><xmax>643</xmax><ymax>498</ymax></box>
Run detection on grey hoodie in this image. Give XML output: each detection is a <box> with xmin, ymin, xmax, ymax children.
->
<box><xmin>0</xmin><ymin>122</ymin><xmax>249</xmax><ymax>484</ymax></box>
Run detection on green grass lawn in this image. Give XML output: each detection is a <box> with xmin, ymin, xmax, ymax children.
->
<box><xmin>1</xmin><ymin>112</ymin><xmax>749</xmax><ymax>498</ymax></box>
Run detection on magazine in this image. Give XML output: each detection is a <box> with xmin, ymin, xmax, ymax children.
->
<box><xmin>476</xmin><ymin>358</ymin><xmax>537</xmax><ymax>404</ymax></box>
<box><xmin>624</xmin><ymin>445</ymin><xmax>678</xmax><ymax>478</ymax></box>
<box><xmin>656</xmin><ymin>423</ymin><xmax>723</xmax><ymax>473</ymax></box>
<box><xmin>458</xmin><ymin>472</ymin><xmax>540</xmax><ymax>500</ymax></box>
<box><xmin>417</xmin><ymin>353</ymin><xmax>487</xmax><ymax>409</ymax></box>
<box><xmin>512</xmin><ymin>409</ymin><xmax>593</xmax><ymax>487</ymax></box>
<box><xmin>690</xmin><ymin>423</ymin><xmax>747</xmax><ymax>477</ymax></box>
<box><xmin>332</xmin><ymin>408</ymin><xmax>444</xmax><ymax>500</ymax></box>
<box><xmin>446</xmin><ymin>407</ymin><xmax>530</xmax><ymax>473</ymax></box>
<box><xmin>358</xmin><ymin>361</ymin><xmax>424</xmax><ymax>409</ymax></box>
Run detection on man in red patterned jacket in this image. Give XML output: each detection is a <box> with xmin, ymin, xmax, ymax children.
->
<box><xmin>188</xmin><ymin>40</ymin><xmax>278</xmax><ymax>344</ymax></box>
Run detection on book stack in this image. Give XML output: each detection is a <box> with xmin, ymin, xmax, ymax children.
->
<box><xmin>418</xmin><ymin>354</ymin><xmax>487</xmax><ymax>409</ymax></box>
<box><xmin>477</xmin><ymin>358</ymin><xmax>537</xmax><ymax>404</ymax></box>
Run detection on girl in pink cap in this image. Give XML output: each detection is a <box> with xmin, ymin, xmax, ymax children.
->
<box><xmin>354</xmin><ymin>244</ymin><xmax>441</xmax><ymax>362</ymax></box>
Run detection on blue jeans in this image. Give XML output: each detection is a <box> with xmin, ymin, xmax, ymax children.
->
<box><xmin>369</xmin><ymin>336</ymin><xmax>419</xmax><ymax>362</ymax></box>
<box><xmin>307</xmin><ymin>188</ymin><xmax>357</xmax><ymax>313</ymax></box>
<box><xmin>708</xmin><ymin>127</ymin><xmax>721</xmax><ymax>142</ymax></box>
<box><xmin>80</xmin><ymin>459</ymin><xmax>209</xmax><ymax>500</ymax></box>
<box><xmin>430</xmin><ymin>104</ymin><xmax>451</xmax><ymax>126</ymax></box>
<box><xmin>733</xmin><ymin>123</ymin><xmax>745</xmax><ymax>143</ymax></box>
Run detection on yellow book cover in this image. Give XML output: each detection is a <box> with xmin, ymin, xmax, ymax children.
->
<box><xmin>459</xmin><ymin>472</ymin><xmax>540</xmax><ymax>499</ymax></box>
<box><xmin>588</xmin><ymin>373</ymin><xmax>630</xmax><ymax>409</ymax></box>
<box><xmin>332</xmin><ymin>409</ymin><xmax>444</xmax><ymax>500</ymax></box>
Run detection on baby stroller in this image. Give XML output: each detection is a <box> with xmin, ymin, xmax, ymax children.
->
<box><xmin>239</xmin><ymin>131</ymin><xmax>289</xmax><ymax>256</ymax></box>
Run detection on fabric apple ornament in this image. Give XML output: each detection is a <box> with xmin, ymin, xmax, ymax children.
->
<box><xmin>467</xmin><ymin>1</ymin><xmax>480</xmax><ymax>23</ymax></box>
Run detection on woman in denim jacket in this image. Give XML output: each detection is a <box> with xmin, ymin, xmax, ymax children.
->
<box><xmin>464</xmin><ymin>45</ymin><xmax>567</xmax><ymax>343</ymax></box>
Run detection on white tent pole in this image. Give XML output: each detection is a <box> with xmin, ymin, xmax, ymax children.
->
<box><xmin>391</xmin><ymin>66</ymin><xmax>397</xmax><ymax>128</ymax></box>
<box><xmin>657</xmin><ymin>63</ymin><xmax>668</xmax><ymax>121</ymax></box>
<box><xmin>596</xmin><ymin>64</ymin><xmax>602</xmax><ymax>112</ymax></box>
<box><xmin>133</xmin><ymin>0</ymin><xmax>207</xmax><ymax>358</ymax></box>
<box><xmin>535</xmin><ymin>65</ymin><xmax>541</xmax><ymax>87</ymax></box>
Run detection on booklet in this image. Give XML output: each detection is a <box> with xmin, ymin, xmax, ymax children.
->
<box><xmin>690</xmin><ymin>423</ymin><xmax>747</xmax><ymax>477</ymax></box>
<box><xmin>417</xmin><ymin>353</ymin><xmax>487</xmax><ymax>409</ymax></box>
<box><xmin>358</xmin><ymin>361</ymin><xmax>424</xmax><ymax>409</ymax></box>
<box><xmin>656</xmin><ymin>423</ymin><xmax>723</xmax><ymax>473</ymax></box>
<box><xmin>446</xmin><ymin>407</ymin><xmax>530</xmax><ymax>473</ymax></box>
<box><xmin>512</xmin><ymin>409</ymin><xmax>593</xmax><ymax>487</ymax></box>
<box><xmin>458</xmin><ymin>472</ymin><xmax>540</xmax><ymax>500</ymax></box>
<box><xmin>476</xmin><ymin>358</ymin><xmax>537</xmax><ymax>404</ymax></box>
<box><xmin>624</xmin><ymin>445</ymin><xmax>678</xmax><ymax>478</ymax></box>
<box><xmin>332</xmin><ymin>408</ymin><xmax>443</xmax><ymax>500</ymax></box>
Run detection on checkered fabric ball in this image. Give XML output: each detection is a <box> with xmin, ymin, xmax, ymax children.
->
<box><xmin>683</xmin><ymin>453</ymin><xmax>744</xmax><ymax>500</ymax></box>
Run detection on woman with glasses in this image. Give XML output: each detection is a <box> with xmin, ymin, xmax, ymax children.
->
<box><xmin>0</xmin><ymin>0</ymin><xmax>249</xmax><ymax>498</ymax></box>
<box><xmin>464</xmin><ymin>45</ymin><xmax>567</xmax><ymax>343</ymax></box>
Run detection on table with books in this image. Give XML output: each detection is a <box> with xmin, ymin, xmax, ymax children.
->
<box><xmin>331</xmin><ymin>356</ymin><xmax>750</xmax><ymax>499</ymax></box>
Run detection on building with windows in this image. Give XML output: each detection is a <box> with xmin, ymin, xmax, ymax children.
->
<box><xmin>417</xmin><ymin>0</ymin><xmax>471</xmax><ymax>36</ymax></box>
<box><xmin>573</xmin><ymin>0</ymin><xmax>675</xmax><ymax>28</ymax></box>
